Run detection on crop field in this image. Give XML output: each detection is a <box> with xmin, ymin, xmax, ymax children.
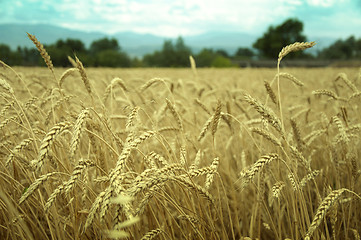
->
<box><xmin>1</xmin><ymin>39</ymin><xmax>361</xmax><ymax>240</ymax></box>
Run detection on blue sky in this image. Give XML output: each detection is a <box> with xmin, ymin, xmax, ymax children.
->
<box><xmin>0</xmin><ymin>0</ymin><xmax>360</xmax><ymax>39</ymax></box>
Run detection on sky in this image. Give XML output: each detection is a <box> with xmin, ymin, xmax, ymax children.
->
<box><xmin>0</xmin><ymin>0</ymin><xmax>360</xmax><ymax>39</ymax></box>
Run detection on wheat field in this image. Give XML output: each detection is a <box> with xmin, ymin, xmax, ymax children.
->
<box><xmin>0</xmin><ymin>38</ymin><xmax>361</xmax><ymax>240</ymax></box>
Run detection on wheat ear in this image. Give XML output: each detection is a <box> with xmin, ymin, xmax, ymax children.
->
<box><xmin>140</xmin><ymin>228</ymin><xmax>163</xmax><ymax>240</ymax></box>
<box><xmin>305</xmin><ymin>188</ymin><xmax>346</xmax><ymax>240</ymax></box>
<box><xmin>0</xmin><ymin>78</ymin><xmax>15</xmax><ymax>95</ymax></box>
<box><xmin>240</xmin><ymin>154</ymin><xmax>278</xmax><ymax>189</ymax></box>
<box><xmin>58</xmin><ymin>68</ymin><xmax>77</xmax><ymax>88</ymax></box>
<box><xmin>211</xmin><ymin>100</ymin><xmax>222</xmax><ymax>137</ymax></box>
<box><xmin>35</xmin><ymin>122</ymin><xmax>71</xmax><ymax>173</ymax></box>
<box><xmin>244</xmin><ymin>93</ymin><xmax>283</xmax><ymax>134</ymax></box>
<box><xmin>278</xmin><ymin>41</ymin><xmax>316</xmax><ymax>63</ymax></box>
<box><xmin>277</xmin><ymin>41</ymin><xmax>316</xmax><ymax>131</ymax></box>
<box><xmin>19</xmin><ymin>172</ymin><xmax>58</xmax><ymax>204</ymax></box>
<box><xmin>75</xmin><ymin>56</ymin><xmax>92</xmax><ymax>95</ymax></box>
<box><xmin>27</xmin><ymin>33</ymin><xmax>54</xmax><ymax>73</ymax></box>
<box><xmin>335</xmin><ymin>73</ymin><xmax>358</xmax><ymax>93</ymax></box>
<box><xmin>70</xmin><ymin>109</ymin><xmax>90</xmax><ymax>159</ymax></box>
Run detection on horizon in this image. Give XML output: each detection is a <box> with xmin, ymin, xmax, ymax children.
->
<box><xmin>1</xmin><ymin>0</ymin><xmax>361</xmax><ymax>39</ymax></box>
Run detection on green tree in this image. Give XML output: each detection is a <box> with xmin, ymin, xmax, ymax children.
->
<box><xmin>96</xmin><ymin>50</ymin><xmax>131</xmax><ymax>67</ymax></box>
<box><xmin>89</xmin><ymin>38</ymin><xmax>131</xmax><ymax>67</ymax></box>
<box><xmin>234</xmin><ymin>47</ymin><xmax>254</xmax><ymax>59</ymax></box>
<box><xmin>253</xmin><ymin>18</ymin><xmax>307</xmax><ymax>59</ymax></box>
<box><xmin>211</xmin><ymin>56</ymin><xmax>235</xmax><ymax>67</ymax></box>
<box><xmin>143</xmin><ymin>37</ymin><xmax>192</xmax><ymax>67</ymax></box>
<box><xmin>215</xmin><ymin>49</ymin><xmax>229</xmax><ymax>58</ymax></box>
<box><xmin>0</xmin><ymin>44</ymin><xmax>22</xmax><ymax>65</ymax></box>
<box><xmin>195</xmin><ymin>48</ymin><xmax>234</xmax><ymax>67</ymax></box>
<box><xmin>195</xmin><ymin>48</ymin><xmax>217</xmax><ymax>67</ymax></box>
<box><xmin>46</xmin><ymin>39</ymin><xmax>89</xmax><ymax>67</ymax></box>
<box><xmin>174</xmin><ymin>36</ymin><xmax>192</xmax><ymax>66</ymax></box>
<box><xmin>318</xmin><ymin>36</ymin><xmax>360</xmax><ymax>60</ymax></box>
<box><xmin>90</xmin><ymin>38</ymin><xmax>120</xmax><ymax>55</ymax></box>
<box><xmin>16</xmin><ymin>47</ymin><xmax>41</xmax><ymax>66</ymax></box>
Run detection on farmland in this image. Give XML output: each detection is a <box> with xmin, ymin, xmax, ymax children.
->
<box><xmin>1</xmin><ymin>46</ymin><xmax>361</xmax><ymax>239</ymax></box>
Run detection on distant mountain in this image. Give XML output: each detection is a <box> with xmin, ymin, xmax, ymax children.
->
<box><xmin>184</xmin><ymin>31</ymin><xmax>255</xmax><ymax>54</ymax></box>
<box><xmin>0</xmin><ymin>23</ymin><xmax>336</xmax><ymax>58</ymax></box>
<box><xmin>0</xmin><ymin>24</ymin><xmax>106</xmax><ymax>49</ymax></box>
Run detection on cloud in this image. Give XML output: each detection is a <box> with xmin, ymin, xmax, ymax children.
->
<box><xmin>0</xmin><ymin>0</ymin><xmax>360</xmax><ymax>38</ymax></box>
<box><xmin>306</xmin><ymin>0</ymin><xmax>347</xmax><ymax>7</ymax></box>
<box><xmin>1</xmin><ymin>0</ymin><xmax>301</xmax><ymax>36</ymax></box>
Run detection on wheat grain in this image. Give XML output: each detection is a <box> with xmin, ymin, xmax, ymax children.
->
<box><xmin>35</xmin><ymin>121</ymin><xmax>71</xmax><ymax>173</ymax></box>
<box><xmin>275</xmin><ymin>73</ymin><xmax>305</xmax><ymax>87</ymax></box>
<box><xmin>205</xmin><ymin>157</ymin><xmax>219</xmax><ymax>189</ymax></box>
<box><xmin>335</xmin><ymin>73</ymin><xmax>358</xmax><ymax>93</ymax></box>
<box><xmin>172</xmin><ymin>176</ymin><xmax>214</xmax><ymax>203</ymax></box>
<box><xmin>312</xmin><ymin>89</ymin><xmax>339</xmax><ymax>100</ymax></box>
<box><xmin>44</xmin><ymin>184</ymin><xmax>65</xmax><ymax>212</ymax></box>
<box><xmin>165</xmin><ymin>98</ymin><xmax>183</xmax><ymax>131</ymax></box>
<box><xmin>6</xmin><ymin>138</ymin><xmax>33</xmax><ymax>168</ymax></box>
<box><xmin>331</xmin><ymin>115</ymin><xmax>349</xmax><ymax>143</ymax></box>
<box><xmin>305</xmin><ymin>188</ymin><xmax>346</xmax><ymax>240</ymax></box>
<box><xmin>251</xmin><ymin>127</ymin><xmax>281</xmax><ymax>147</ymax></box>
<box><xmin>58</xmin><ymin>68</ymin><xmax>77</xmax><ymax>88</ymax></box>
<box><xmin>27</xmin><ymin>33</ymin><xmax>54</xmax><ymax>72</ymax></box>
<box><xmin>272</xmin><ymin>181</ymin><xmax>285</xmax><ymax>199</ymax></box>
<box><xmin>189</xmin><ymin>150</ymin><xmax>202</xmax><ymax>171</ymax></box>
<box><xmin>290</xmin><ymin>117</ymin><xmax>303</xmax><ymax>150</ymax></box>
<box><xmin>351</xmin><ymin>229</ymin><xmax>361</xmax><ymax>240</ymax></box>
<box><xmin>299</xmin><ymin>170</ymin><xmax>320</xmax><ymax>189</ymax></box>
<box><xmin>70</xmin><ymin>109</ymin><xmax>90</xmax><ymax>159</ymax></box>
<box><xmin>289</xmin><ymin>146</ymin><xmax>310</xmax><ymax>170</ymax></box>
<box><xmin>179</xmin><ymin>145</ymin><xmax>187</xmax><ymax>165</ymax></box>
<box><xmin>19</xmin><ymin>172</ymin><xmax>58</xmax><ymax>204</ymax></box>
<box><xmin>240</xmin><ymin>154</ymin><xmax>278</xmax><ymax>189</ymax></box>
<box><xmin>264</xmin><ymin>80</ymin><xmax>278</xmax><ymax>105</ymax></box>
<box><xmin>278</xmin><ymin>41</ymin><xmax>316</xmax><ymax>63</ymax></box>
<box><xmin>75</xmin><ymin>56</ymin><xmax>92</xmax><ymax>95</ymax></box>
<box><xmin>211</xmin><ymin>100</ymin><xmax>222</xmax><ymax>137</ymax></box>
<box><xmin>64</xmin><ymin>158</ymin><xmax>94</xmax><ymax>194</ymax></box>
<box><xmin>198</xmin><ymin>115</ymin><xmax>213</xmax><ymax>141</ymax></box>
<box><xmin>195</xmin><ymin>98</ymin><xmax>211</xmax><ymax>115</ymax></box>
<box><xmin>0</xmin><ymin>78</ymin><xmax>15</xmax><ymax>95</ymax></box>
<box><xmin>140</xmin><ymin>78</ymin><xmax>164</xmax><ymax>92</ymax></box>
<box><xmin>103</xmin><ymin>78</ymin><xmax>128</xmax><ymax>102</ymax></box>
<box><xmin>85</xmin><ymin>191</ymin><xmax>106</xmax><ymax>229</ymax></box>
<box><xmin>140</xmin><ymin>228</ymin><xmax>163</xmax><ymax>240</ymax></box>
<box><xmin>244</xmin><ymin>93</ymin><xmax>283</xmax><ymax>134</ymax></box>
<box><xmin>126</xmin><ymin>106</ymin><xmax>140</xmax><ymax>129</ymax></box>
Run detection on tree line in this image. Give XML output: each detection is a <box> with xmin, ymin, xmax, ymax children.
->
<box><xmin>1</xmin><ymin>18</ymin><xmax>361</xmax><ymax>67</ymax></box>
